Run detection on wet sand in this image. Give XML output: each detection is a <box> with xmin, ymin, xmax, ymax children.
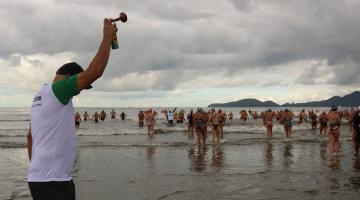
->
<box><xmin>1</xmin><ymin>137</ymin><xmax>360</xmax><ymax>200</ymax></box>
<box><xmin>74</xmin><ymin>140</ymin><xmax>360</xmax><ymax>200</ymax></box>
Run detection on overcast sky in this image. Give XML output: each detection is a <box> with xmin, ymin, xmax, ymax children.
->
<box><xmin>0</xmin><ymin>0</ymin><xmax>359</xmax><ymax>107</ymax></box>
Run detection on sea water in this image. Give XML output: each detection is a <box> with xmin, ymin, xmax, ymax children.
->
<box><xmin>0</xmin><ymin>107</ymin><xmax>359</xmax><ymax>200</ymax></box>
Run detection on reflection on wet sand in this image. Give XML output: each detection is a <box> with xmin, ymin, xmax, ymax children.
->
<box><xmin>328</xmin><ymin>156</ymin><xmax>341</xmax><ymax>170</ymax></box>
<box><xmin>187</xmin><ymin>145</ymin><xmax>225</xmax><ymax>173</ymax></box>
<box><xmin>265</xmin><ymin>142</ymin><xmax>273</xmax><ymax>169</ymax></box>
<box><xmin>326</xmin><ymin>152</ymin><xmax>341</xmax><ymax>192</ymax></box>
<box><xmin>188</xmin><ymin>146</ymin><xmax>208</xmax><ymax>172</ymax></box>
<box><xmin>146</xmin><ymin>145</ymin><xmax>156</xmax><ymax>174</ymax></box>
<box><xmin>283</xmin><ymin>143</ymin><xmax>293</xmax><ymax>169</ymax></box>
<box><xmin>353</xmin><ymin>158</ymin><xmax>360</xmax><ymax>171</ymax></box>
<box><xmin>211</xmin><ymin>146</ymin><xmax>224</xmax><ymax>170</ymax></box>
<box><xmin>348</xmin><ymin>158</ymin><xmax>360</xmax><ymax>191</ymax></box>
<box><xmin>327</xmin><ymin>176</ymin><xmax>340</xmax><ymax>191</ymax></box>
<box><xmin>319</xmin><ymin>142</ymin><xmax>327</xmax><ymax>161</ymax></box>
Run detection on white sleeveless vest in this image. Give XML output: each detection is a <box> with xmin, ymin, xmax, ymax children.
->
<box><xmin>28</xmin><ymin>84</ymin><xmax>76</xmax><ymax>182</ymax></box>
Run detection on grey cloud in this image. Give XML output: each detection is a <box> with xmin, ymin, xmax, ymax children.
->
<box><xmin>7</xmin><ymin>55</ymin><xmax>21</xmax><ymax>66</ymax></box>
<box><xmin>85</xmin><ymin>90</ymin><xmax>168</xmax><ymax>100</ymax></box>
<box><xmin>296</xmin><ymin>59</ymin><xmax>360</xmax><ymax>86</ymax></box>
<box><xmin>324</xmin><ymin>60</ymin><xmax>360</xmax><ymax>86</ymax></box>
<box><xmin>229</xmin><ymin>0</ymin><xmax>254</xmax><ymax>12</ymax></box>
<box><xmin>1</xmin><ymin>0</ymin><xmax>360</xmax><ymax>92</ymax></box>
<box><xmin>260</xmin><ymin>80</ymin><xmax>286</xmax><ymax>87</ymax></box>
<box><xmin>93</xmin><ymin>69</ymin><xmax>185</xmax><ymax>92</ymax></box>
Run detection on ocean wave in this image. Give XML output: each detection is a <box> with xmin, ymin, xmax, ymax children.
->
<box><xmin>0</xmin><ymin>141</ymin><xmax>26</xmax><ymax>148</ymax></box>
<box><xmin>78</xmin><ymin>137</ymin><xmax>353</xmax><ymax>147</ymax></box>
<box><xmin>0</xmin><ymin>119</ymin><xmax>29</xmax><ymax>122</ymax></box>
<box><xmin>1</xmin><ymin>136</ymin><xmax>353</xmax><ymax>149</ymax></box>
<box><xmin>0</xmin><ymin>134</ymin><xmax>27</xmax><ymax>138</ymax></box>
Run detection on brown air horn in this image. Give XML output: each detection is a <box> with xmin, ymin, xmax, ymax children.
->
<box><xmin>110</xmin><ymin>12</ymin><xmax>127</xmax><ymax>49</ymax></box>
<box><xmin>110</xmin><ymin>12</ymin><xmax>128</xmax><ymax>23</ymax></box>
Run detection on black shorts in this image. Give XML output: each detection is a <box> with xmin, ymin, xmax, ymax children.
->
<box><xmin>28</xmin><ymin>180</ymin><xmax>75</xmax><ymax>200</ymax></box>
<box><xmin>212</xmin><ymin>124</ymin><xmax>219</xmax><ymax>130</ymax></box>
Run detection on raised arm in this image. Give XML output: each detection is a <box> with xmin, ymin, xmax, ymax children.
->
<box><xmin>77</xmin><ymin>18</ymin><xmax>117</xmax><ymax>91</ymax></box>
<box><xmin>27</xmin><ymin>128</ymin><xmax>32</xmax><ymax>161</ymax></box>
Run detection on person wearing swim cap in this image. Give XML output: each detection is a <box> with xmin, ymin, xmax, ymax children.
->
<box><xmin>298</xmin><ymin>109</ymin><xmax>307</xmax><ymax>125</ymax></box>
<box><xmin>83</xmin><ymin>111</ymin><xmax>89</xmax><ymax>121</ymax></box>
<box><xmin>120</xmin><ymin>111</ymin><xmax>126</xmax><ymax>121</ymax></box>
<box><xmin>318</xmin><ymin>111</ymin><xmax>328</xmax><ymax>135</ymax></box>
<box><xmin>348</xmin><ymin>107</ymin><xmax>356</xmax><ymax>146</ymax></box>
<box><xmin>100</xmin><ymin>110</ymin><xmax>107</xmax><ymax>121</ymax></box>
<box><xmin>75</xmin><ymin>112</ymin><xmax>81</xmax><ymax>129</ymax></box>
<box><xmin>309</xmin><ymin>110</ymin><xmax>318</xmax><ymax>130</ymax></box>
<box><xmin>352</xmin><ymin>106</ymin><xmax>360</xmax><ymax>156</ymax></box>
<box><xmin>167</xmin><ymin>110</ymin><xmax>174</xmax><ymax>125</ymax></box>
<box><xmin>228</xmin><ymin>112</ymin><xmax>234</xmax><ymax>120</ymax></box>
<box><xmin>92</xmin><ymin>111</ymin><xmax>100</xmax><ymax>123</ymax></box>
<box><xmin>187</xmin><ymin>109</ymin><xmax>195</xmax><ymax>138</ymax></box>
<box><xmin>193</xmin><ymin>108</ymin><xmax>208</xmax><ymax>147</ymax></box>
<box><xmin>110</xmin><ymin>109</ymin><xmax>117</xmax><ymax>120</ymax></box>
<box><xmin>219</xmin><ymin>109</ymin><xmax>227</xmax><ymax>139</ymax></box>
<box><xmin>145</xmin><ymin>109</ymin><xmax>156</xmax><ymax>137</ymax></box>
<box><xmin>27</xmin><ymin>18</ymin><xmax>118</xmax><ymax>200</ymax></box>
<box><xmin>327</xmin><ymin>105</ymin><xmax>341</xmax><ymax>156</ymax></box>
<box><xmin>138</xmin><ymin>110</ymin><xmax>145</xmax><ymax>127</ymax></box>
<box><xmin>253</xmin><ymin>110</ymin><xmax>259</xmax><ymax>120</ymax></box>
<box><xmin>240</xmin><ymin>110</ymin><xmax>248</xmax><ymax>121</ymax></box>
<box><xmin>263</xmin><ymin>109</ymin><xmax>275</xmax><ymax>139</ymax></box>
<box><xmin>281</xmin><ymin>108</ymin><xmax>293</xmax><ymax>138</ymax></box>
<box><xmin>209</xmin><ymin>108</ymin><xmax>221</xmax><ymax>144</ymax></box>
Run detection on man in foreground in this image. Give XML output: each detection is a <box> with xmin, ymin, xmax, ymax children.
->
<box><xmin>27</xmin><ymin>18</ymin><xmax>117</xmax><ymax>200</ymax></box>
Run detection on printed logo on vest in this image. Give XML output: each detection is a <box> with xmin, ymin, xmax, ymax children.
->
<box><xmin>32</xmin><ymin>96</ymin><xmax>42</xmax><ymax>107</ymax></box>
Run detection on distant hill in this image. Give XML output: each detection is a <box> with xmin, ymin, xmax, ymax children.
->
<box><xmin>208</xmin><ymin>98</ymin><xmax>279</xmax><ymax>107</ymax></box>
<box><xmin>282</xmin><ymin>91</ymin><xmax>360</xmax><ymax>107</ymax></box>
<box><xmin>208</xmin><ymin>91</ymin><xmax>360</xmax><ymax>107</ymax></box>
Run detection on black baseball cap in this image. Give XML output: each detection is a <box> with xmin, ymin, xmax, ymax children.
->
<box><xmin>56</xmin><ymin>62</ymin><xmax>92</xmax><ymax>89</ymax></box>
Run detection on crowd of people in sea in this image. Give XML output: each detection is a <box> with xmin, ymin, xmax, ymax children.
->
<box><xmin>74</xmin><ymin>106</ymin><xmax>360</xmax><ymax>157</ymax></box>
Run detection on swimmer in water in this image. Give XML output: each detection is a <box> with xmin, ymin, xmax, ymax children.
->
<box><xmin>327</xmin><ymin>106</ymin><xmax>341</xmax><ymax>156</ymax></box>
<box><xmin>318</xmin><ymin>111</ymin><xmax>328</xmax><ymax>135</ymax></box>
<box><xmin>83</xmin><ymin>111</ymin><xmax>89</xmax><ymax>121</ymax></box>
<box><xmin>282</xmin><ymin>109</ymin><xmax>293</xmax><ymax>138</ymax></box>
<box><xmin>75</xmin><ymin>112</ymin><xmax>81</xmax><ymax>129</ymax></box>
<box><xmin>92</xmin><ymin>112</ymin><xmax>99</xmax><ymax>123</ymax></box>
<box><xmin>193</xmin><ymin>108</ymin><xmax>207</xmax><ymax>147</ymax></box>
<box><xmin>209</xmin><ymin>108</ymin><xmax>221</xmax><ymax>144</ymax></box>
<box><xmin>187</xmin><ymin>110</ymin><xmax>195</xmax><ymax>138</ymax></box>
<box><xmin>263</xmin><ymin>109</ymin><xmax>275</xmax><ymax>139</ymax></box>
<box><xmin>110</xmin><ymin>109</ymin><xmax>116</xmax><ymax>120</ymax></box>
<box><xmin>100</xmin><ymin>110</ymin><xmax>107</xmax><ymax>121</ymax></box>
